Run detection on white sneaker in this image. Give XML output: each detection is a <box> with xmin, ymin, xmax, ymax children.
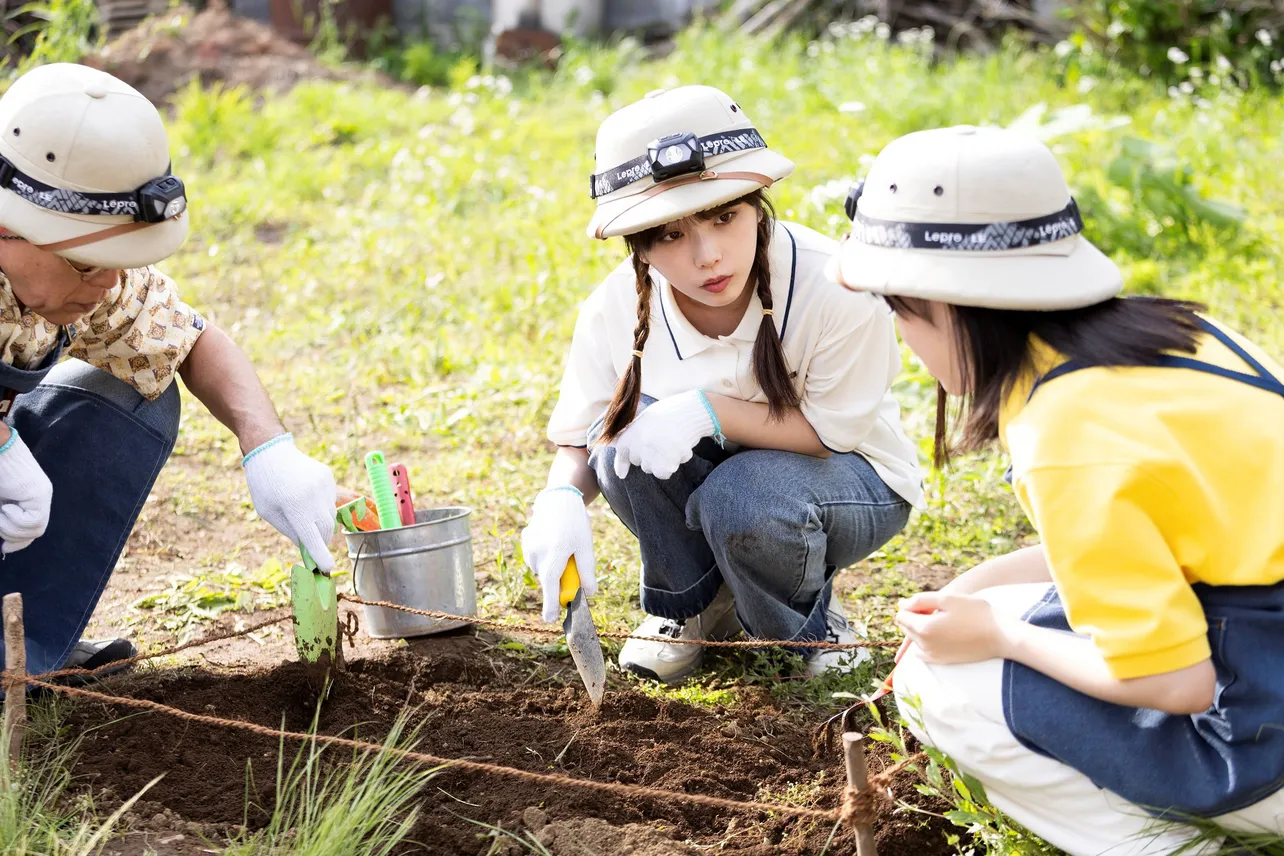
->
<box><xmin>619</xmin><ymin>584</ymin><xmax>741</xmax><ymax>683</ymax></box>
<box><xmin>805</xmin><ymin>597</ymin><xmax>871</xmax><ymax>677</ymax></box>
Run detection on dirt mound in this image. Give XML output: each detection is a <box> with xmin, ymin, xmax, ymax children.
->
<box><xmin>82</xmin><ymin>1</ymin><xmax>387</xmax><ymax>105</ymax></box>
<box><xmin>65</xmin><ymin>639</ymin><xmax>959</xmax><ymax>855</ymax></box>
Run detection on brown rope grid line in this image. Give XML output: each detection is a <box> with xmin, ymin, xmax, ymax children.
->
<box><xmin>30</xmin><ymin>613</ymin><xmax>293</xmax><ymax>684</ymax></box>
<box><xmin>23</xmin><ymin>677</ymin><xmax>921</xmax><ymax>826</ymax></box>
<box><xmin>339</xmin><ymin>594</ymin><xmax>901</xmax><ymax>651</ymax></box>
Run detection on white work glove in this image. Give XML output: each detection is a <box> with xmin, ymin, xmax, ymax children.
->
<box><xmin>0</xmin><ymin>428</ymin><xmax>52</xmax><ymax>554</ymax></box>
<box><xmin>242</xmin><ymin>433</ymin><xmax>337</xmax><ymax>572</ymax></box>
<box><xmin>520</xmin><ymin>486</ymin><xmax>597</xmax><ymax>623</ymax></box>
<box><xmin>611</xmin><ymin>390</ymin><xmax>721</xmax><ymax>481</ymax></box>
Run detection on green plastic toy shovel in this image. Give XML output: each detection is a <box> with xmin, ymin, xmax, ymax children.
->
<box><xmin>290</xmin><ymin>543</ymin><xmax>341</xmax><ymax>693</ymax></box>
<box><xmin>290</xmin><ymin>497</ymin><xmax>377</xmax><ymax>694</ymax></box>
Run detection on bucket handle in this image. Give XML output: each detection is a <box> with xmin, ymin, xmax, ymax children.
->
<box><xmin>351</xmin><ymin>536</ymin><xmax>370</xmax><ymax>599</ymax></box>
<box><xmin>345</xmin><ymin>533</ymin><xmax>473</xmax><ymax>562</ymax></box>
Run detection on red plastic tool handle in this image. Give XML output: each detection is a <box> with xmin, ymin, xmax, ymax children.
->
<box><xmin>389</xmin><ymin>463</ymin><xmax>416</xmax><ymax>526</ymax></box>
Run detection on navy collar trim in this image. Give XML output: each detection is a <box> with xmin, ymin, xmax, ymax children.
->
<box><xmin>657</xmin><ymin>224</ymin><xmax>798</xmax><ymax>362</ymax></box>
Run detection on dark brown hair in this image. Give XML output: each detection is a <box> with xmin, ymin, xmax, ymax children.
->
<box><xmin>884</xmin><ymin>294</ymin><xmax>1207</xmax><ymax>468</ymax></box>
<box><xmin>595</xmin><ymin>189</ymin><xmax>799</xmax><ymax>444</ymax></box>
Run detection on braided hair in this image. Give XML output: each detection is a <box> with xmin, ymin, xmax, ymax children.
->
<box><xmin>595</xmin><ymin>189</ymin><xmax>797</xmax><ymax>444</ymax></box>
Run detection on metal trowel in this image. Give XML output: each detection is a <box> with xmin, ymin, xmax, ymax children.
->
<box><xmin>559</xmin><ymin>557</ymin><xmax>606</xmax><ymax>709</ymax></box>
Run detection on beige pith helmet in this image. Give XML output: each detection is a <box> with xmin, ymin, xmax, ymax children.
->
<box><xmin>587</xmin><ymin>85</ymin><xmax>795</xmax><ymax>240</ymax></box>
<box><xmin>828</xmin><ymin>125</ymin><xmax>1123</xmax><ymax>310</ymax></box>
<box><xmin>0</xmin><ymin>63</ymin><xmax>189</xmax><ymax>269</ymax></box>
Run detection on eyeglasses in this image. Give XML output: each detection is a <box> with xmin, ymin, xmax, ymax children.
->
<box><xmin>1</xmin><ymin>234</ymin><xmax>105</xmax><ymax>280</ymax></box>
<box><xmin>61</xmin><ymin>258</ymin><xmax>104</xmax><ymax>280</ymax></box>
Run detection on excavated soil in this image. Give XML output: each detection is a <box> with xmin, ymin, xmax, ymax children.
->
<box><xmin>64</xmin><ymin>637</ymin><xmax>959</xmax><ymax>855</ymax></box>
<box><xmin>82</xmin><ymin>2</ymin><xmax>392</xmax><ymax>105</ymax></box>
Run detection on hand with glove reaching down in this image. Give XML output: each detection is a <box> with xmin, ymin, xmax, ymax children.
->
<box><xmin>610</xmin><ymin>389</ymin><xmax>724</xmax><ymax>481</ymax></box>
<box><xmin>520</xmin><ymin>486</ymin><xmax>598</xmax><ymax>623</ymax></box>
<box><xmin>242</xmin><ymin>433</ymin><xmax>338</xmax><ymax>571</ymax></box>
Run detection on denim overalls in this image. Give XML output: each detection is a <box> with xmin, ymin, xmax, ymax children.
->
<box><xmin>0</xmin><ymin>330</ymin><xmax>181</xmax><ymax>688</ymax></box>
<box><xmin>1002</xmin><ymin>317</ymin><xmax>1284</xmax><ymax>817</ymax></box>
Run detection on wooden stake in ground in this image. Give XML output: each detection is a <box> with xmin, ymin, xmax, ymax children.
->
<box><xmin>843</xmin><ymin>731</ymin><xmax>878</xmax><ymax>856</ymax></box>
<box><xmin>3</xmin><ymin>593</ymin><xmax>25</xmax><ymax>773</ymax></box>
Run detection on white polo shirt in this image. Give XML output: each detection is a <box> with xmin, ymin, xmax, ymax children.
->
<box><xmin>547</xmin><ymin>221</ymin><xmax>924</xmax><ymax>507</ymax></box>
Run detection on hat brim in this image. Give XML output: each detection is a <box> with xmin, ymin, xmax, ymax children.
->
<box><xmin>0</xmin><ymin>190</ymin><xmax>188</xmax><ymax>269</ymax></box>
<box><xmin>827</xmin><ymin>233</ymin><xmax>1123</xmax><ymax>310</ymax></box>
<box><xmin>588</xmin><ymin>148</ymin><xmax>794</xmax><ymax>240</ymax></box>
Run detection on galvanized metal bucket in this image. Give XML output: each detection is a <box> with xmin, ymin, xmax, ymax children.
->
<box><xmin>343</xmin><ymin>507</ymin><xmax>477</xmax><ymax>639</ymax></box>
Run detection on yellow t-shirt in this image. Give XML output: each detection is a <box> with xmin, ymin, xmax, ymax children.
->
<box><xmin>999</xmin><ymin>320</ymin><xmax>1284</xmax><ymax>680</ymax></box>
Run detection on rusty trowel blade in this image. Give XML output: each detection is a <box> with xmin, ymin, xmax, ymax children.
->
<box><xmin>563</xmin><ymin>588</ymin><xmax>605</xmax><ymax>708</ymax></box>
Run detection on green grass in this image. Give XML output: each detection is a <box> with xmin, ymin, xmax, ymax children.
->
<box><xmin>131</xmin><ymin>557</ymin><xmax>294</xmax><ymax>634</ymax></box>
<box><xmin>18</xmin><ymin>18</ymin><xmax>1284</xmax><ymax>856</ymax></box>
<box><xmin>0</xmin><ymin>697</ymin><xmax>158</xmax><ymax>855</ymax></box>
<box><xmin>223</xmin><ymin>712</ymin><xmax>439</xmax><ymax>856</ymax></box>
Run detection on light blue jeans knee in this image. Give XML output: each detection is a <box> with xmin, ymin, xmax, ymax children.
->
<box><xmin>588</xmin><ymin>396</ymin><xmax>910</xmax><ymax>642</ymax></box>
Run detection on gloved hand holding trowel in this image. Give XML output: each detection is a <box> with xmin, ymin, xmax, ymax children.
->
<box><xmin>521</xmin><ymin>486</ymin><xmax>606</xmax><ymax>707</ymax></box>
<box><xmin>243</xmin><ymin>434</ymin><xmax>340</xmax><ymax>572</ymax></box>
<box><xmin>521</xmin><ymin>486</ymin><xmax>598</xmax><ymax>624</ymax></box>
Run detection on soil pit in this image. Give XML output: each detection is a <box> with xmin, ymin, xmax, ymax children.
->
<box><xmin>82</xmin><ymin>1</ymin><xmax>392</xmax><ymax>105</ymax></box>
<box><xmin>64</xmin><ymin>637</ymin><xmax>958</xmax><ymax>855</ymax></box>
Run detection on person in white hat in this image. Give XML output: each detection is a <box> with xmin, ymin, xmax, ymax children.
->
<box><xmin>831</xmin><ymin>125</ymin><xmax>1284</xmax><ymax>854</ymax></box>
<box><xmin>0</xmin><ymin>63</ymin><xmax>338</xmax><ymax>687</ymax></box>
<box><xmin>519</xmin><ymin>85</ymin><xmax>924</xmax><ymax>683</ymax></box>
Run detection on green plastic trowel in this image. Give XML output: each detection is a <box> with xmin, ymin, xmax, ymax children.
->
<box><xmin>290</xmin><ymin>499</ymin><xmax>369</xmax><ymax>693</ymax></box>
<box><xmin>290</xmin><ymin>544</ymin><xmax>340</xmax><ymax>692</ymax></box>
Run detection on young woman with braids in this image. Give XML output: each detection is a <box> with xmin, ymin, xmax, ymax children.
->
<box><xmin>519</xmin><ymin>87</ymin><xmax>922</xmax><ymax>682</ymax></box>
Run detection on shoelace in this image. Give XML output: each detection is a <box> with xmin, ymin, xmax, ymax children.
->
<box><xmin>825</xmin><ymin>609</ymin><xmax>850</xmax><ymax>644</ymax></box>
<box><xmin>658</xmin><ymin>619</ymin><xmax>687</xmax><ymax>639</ymax></box>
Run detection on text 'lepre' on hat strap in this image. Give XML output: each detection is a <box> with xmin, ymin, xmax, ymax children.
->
<box><xmin>842</xmin><ymin>179</ymin><xmax>1085</xmax><ymax>252</ymax></box>
<box><xmin>589</xmin><ymin>128</ymin><xmax>769</xmax><ymax>199</ymax></box>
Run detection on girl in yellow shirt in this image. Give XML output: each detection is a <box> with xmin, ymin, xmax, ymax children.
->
<box><xmin>831</xmin><ymin>125</ymin><xmax>1284</xmax><ymax>855</ymax></box>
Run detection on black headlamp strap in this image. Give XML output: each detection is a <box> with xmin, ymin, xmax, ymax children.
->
<box><xmin>0</xmin><ymin>156</ymin><xmax>182</xmax><ymax>222</ymax></box>
<box><xmin>846</xmin><ymin>181</ymin><xmax>1085</xmax><ymax>252</ymax></box>
<box><xmin>589</xmin><ymin>128</ymin><xmax>768</xmax><ymax>199</ymax></box>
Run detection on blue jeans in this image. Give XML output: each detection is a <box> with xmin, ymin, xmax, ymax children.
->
<box><xmin>588</xmin><ymin>399</ymin><xmax>911</xmax><ymax>643</ymax></box>
<box><xmin>0</xmin><ymin>360</ymin><xmax>180</xmax><ymax>684</ymax></box>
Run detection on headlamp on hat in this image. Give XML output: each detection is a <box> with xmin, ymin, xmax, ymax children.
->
<box><xmin>136</xmin><ymin>175</ymin><xmax>187</xmax><ymax>223</ymax></box>
<box><xmin>588</xmin><ymin>126</ymin><xmax>770</xmax><ymax>201</ymax></box>
<box><xmin>648</xmin><ymin>132</ymin><xmax>704</xmax><ymax>182</ymax></box>
<box><xmin>0</xmin><ymin>154</ymin><xmax>186</xmax><ymax>224</ymax></box>
<box><xmin>844</xmin><ymin>180</ymin><xmax>864</xmax><ymax>222</ymax></box>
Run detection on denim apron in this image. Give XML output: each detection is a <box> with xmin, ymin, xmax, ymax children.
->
<box><xmin>1002</xmin><ymin>317</ymin><xmax>1284</xmax><ymax>817</ymax></box>
<box><xmin>0</xmin><ymin>322</ymin><xmax>183</xmax><ymax>687</ymax></box>
<box><xmin>0</xmin><ymin>327</ymin><xmax>67</xmax><ymax>422</ymax></box>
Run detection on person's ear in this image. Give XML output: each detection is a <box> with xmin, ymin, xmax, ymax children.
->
<box><xmin>635</xmin><ymin>250</ymin><xmax>648</xmax><ymax>265</ymax></box>
<box><xmin>756</xmin><ymin>207</ymin><xmax>765</xmax><ymax>223</ymax></box>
